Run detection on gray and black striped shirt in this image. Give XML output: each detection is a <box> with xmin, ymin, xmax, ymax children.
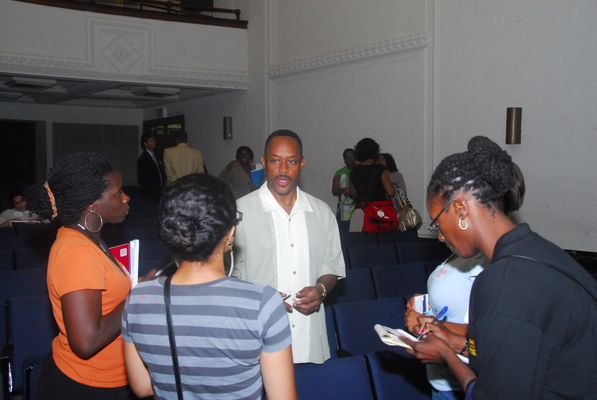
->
<box><xmin>122</xmin><ymin>276</ymin><xmax>291</xmax><ymax>399</ymax></box>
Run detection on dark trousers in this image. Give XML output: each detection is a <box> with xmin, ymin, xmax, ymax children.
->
<box><xmin>37</xmin><ymin>355</ymin><xmax>135</xmax><ymax>400</ymax></box>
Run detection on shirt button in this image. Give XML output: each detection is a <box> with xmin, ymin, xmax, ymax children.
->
<box><xmin>293</xmin><ymin>271</ymin><xmax>296</xmax><ymax>275</ymax></box>
<box><xmin>291</xmin><ymin>324</ymin><xmax>295</xmax><ymax>328</ymax></box>
<box><xmin>290</xmin><ymin>243</ymin><xmax>294</xmax><ymax>247</ymax></box>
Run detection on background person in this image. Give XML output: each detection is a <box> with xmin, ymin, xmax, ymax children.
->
<box><xmin>163</xmin><ymin>131</ymin><xmax>205</xmax><ymax>184</ymax></box>
<box><xmin>332</xmin><ymin>148</ymin><xmax>356</xmax><ymax>222</ymax></box>
<box><xmin>218</xmin><ymin>145</ymin><xmax>255</xmax><ymax>199</ymax></box>
<box><xmin>404</xmin><ymin>253</ymin><xmax>485</xmax><ymax>400</ymax></box>
<box><xmin>0</xmin><ymin>191</ymin><xmax>42</xmax><ymax>227</ymax></box>
<box><xmin>377</xmin><ymin>152</ymin><xmax>407</xmax><ymax>195</ymax></box>
<box><xmin>123</xmin><ymin>173</ymin><xmax>296</xmax><ymax>399</ymax></box>
<box><xmin>137</xmin><ymin>132</ymin><xmax>164</xmax><ymax>200</ymax></box>
<box><xmin>233</xmin><ymin>129</ymin><xmax>346</xmax><ymax>364</ymax></box>
<box><xmin>348</xmin><ymin>138</ymin><xmax>395</xmax><ymax>231</ymax></box>
<box><xmin>403</xmin><ymin>136</ymin><xmax>597</xmax><ymax>399</ymax></box>
<box><xmin>25</xmin><ymin>152</ymin><xmax>137</xmax><ymax>400</ymax></box>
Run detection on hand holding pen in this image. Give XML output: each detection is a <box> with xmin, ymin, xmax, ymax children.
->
<box><xmin>416</xmin><ymin>306</ymin><xmax>448</xmax><ymax>340</ymax></box>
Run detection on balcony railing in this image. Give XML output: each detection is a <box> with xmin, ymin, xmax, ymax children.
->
<box><xmin>13</xmin><ymin>0</ymin><xmax>247</xmax><ymax>28</ymax></box>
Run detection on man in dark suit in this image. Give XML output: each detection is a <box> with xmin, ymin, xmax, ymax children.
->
<box><xmin>137</xmin><ymin>133</ymin><xmax>164</xmax><ymax>200</ymax></box>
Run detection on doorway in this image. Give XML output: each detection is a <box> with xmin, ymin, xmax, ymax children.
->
<box><xmin>142</xmin><ymin>115</ymin><xmax>185</xmax><ymax>162</ymax></box>
<box><xmin>0</xmin><ymin>120</ymin><xmax>37</xmax><ymax>206</ymax></box>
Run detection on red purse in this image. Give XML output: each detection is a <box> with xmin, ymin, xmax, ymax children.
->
<box><xmin>362</xmin><ymin>200</ymin><xmax>399</xmax><ymax>233</ymax></box>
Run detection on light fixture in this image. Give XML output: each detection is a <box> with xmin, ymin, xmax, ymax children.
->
<box><xmin>506</xmin><ymin>107</ymin><xmax>522</xmax><ymax>144</ymax></box>
<box><xmin>134</xmin><ymin>86</ymin><xmax>179</xmax><ymax>97</ymax></box>
<box><xmin>223</xmin><ymin>116</ymin><xmax>233</xmax><ymax>140</ymax></box>
<box><xmin>6</xmin><ymin>76</ymin><xmax>57</xmax><ymax>89</ymax></box>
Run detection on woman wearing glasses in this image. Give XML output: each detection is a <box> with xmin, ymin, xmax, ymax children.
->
<box><xmin>122</xmin><ymin>173</ymin><xmax>296</xmax><ymax>400</ymax></box>
<box><xmin>404</xmin><ymin>136</ymin><xmax>597</xmax><ymax>399</ymax></box>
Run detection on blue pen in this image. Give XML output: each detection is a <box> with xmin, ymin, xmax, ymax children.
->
<box><xmin>417</xmin><ymin>305</ymin><xmax>448</xmax><ymax>340</ymax></box>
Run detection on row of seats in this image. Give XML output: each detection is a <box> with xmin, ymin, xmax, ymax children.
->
<box><xmin>295</xmin><ymin>351</ymin><xmax>429</xmax><ymax>399</ymax></box>
<box><xmin>327</xmin><ymin>263</ymin><xmax>431</xmax><ymax>305</ymax></box>
<box><xmin>339</xmin><ymin>229</ymin><xmax>420</xmax><ymax>246</ymax></box>
<box><xmin>2</xmin><ymin>294</ymin><xmax>427</xmax><ymax>400</ymax></box>
<box><xmin>0</xmin><ymin>238</ymin><xmax>172</xmax><ymax>272</ymax></box>
<box><xmin>344</xmin><ymin>240</ymin><xmax>451</xmax><ymax>269</ymax></box>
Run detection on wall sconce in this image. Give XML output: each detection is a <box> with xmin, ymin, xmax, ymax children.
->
<box><xmin>506</xmin><ymin>107</ymin><xmax>522</xmax><ymax>144</ymax></box>
<box><xmin>223</xmin><ymin>116</ymin><xmax>233</xmax><ymax>140</ymax></box>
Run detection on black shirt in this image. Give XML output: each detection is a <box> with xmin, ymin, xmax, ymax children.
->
<box><xmin>468</xmin><ymin>223</ymin><xmax>597</xmax><ymax>399</ymax></box>
<box><xmin>350</xmin><ymin>164</ymin><xmax>387</xmax><ymax>205</ymax></box>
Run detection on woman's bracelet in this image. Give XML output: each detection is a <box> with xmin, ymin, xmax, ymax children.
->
<box><xmin>316</xmin><ymin>282</ymin><xmax>327</xmax><ymax>299</ymax></box>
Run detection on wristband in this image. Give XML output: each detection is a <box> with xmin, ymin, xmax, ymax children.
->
<box><xmin>317</xmin><ymin>282</ymin><xmax>327</xmax><ymax>299</ymax></box>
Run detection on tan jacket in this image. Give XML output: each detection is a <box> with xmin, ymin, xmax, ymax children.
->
<box><xmin>163</xmin><ymin>143</ymin><xmax>204</xmax><ymax>184</ymax></box>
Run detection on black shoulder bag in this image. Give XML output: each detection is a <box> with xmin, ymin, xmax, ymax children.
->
<box><xmin>164</xmin><ymin>275</ymin><xmax>184</xmax><ymax>400</ymax></box>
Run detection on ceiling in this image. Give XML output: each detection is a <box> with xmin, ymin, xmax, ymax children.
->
<box><xmin>0</xmin><ymin>73</ymin><xmax>233</xmax><ymax>108</ymax></box>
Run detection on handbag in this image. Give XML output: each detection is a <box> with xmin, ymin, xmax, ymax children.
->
<box><xmin>164</xmin><ymin>275</ymin><xmax>184</xmax><ymax>400</ymax></box>
<box><xmin>362</xmin><ymin>200</ymin><xmax>399</xmax><ymax>233</ymax></box>
<box><xmin>394</xmin><ymin>186</ymin><xmax>422</xmax><ymax>231</ymax></box>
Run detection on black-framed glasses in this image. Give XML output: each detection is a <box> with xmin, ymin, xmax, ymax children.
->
<box><xmin>427</xmin><ymin>201</ymin><xmax>453</xmax><ymax>233</ymax></box>
<box><xmin>235</xmin><ymin>211</ymin><xmax>243</xmax><ymax>224</ymax></box>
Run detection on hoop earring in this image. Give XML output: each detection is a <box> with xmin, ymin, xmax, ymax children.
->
<box><xmin>84</xmin><ymin>208</ymin><xmax>104</xmax><ymax>233</ymax></box>
<box><xmin>458</xmin><ymin>216</ymin><xmax>468</xmax><ymax>231</ymax></box>
<box><xmin>228</xmin><ymin>249</ymin><xmax>235</xmax><ymax>277</ymax></box>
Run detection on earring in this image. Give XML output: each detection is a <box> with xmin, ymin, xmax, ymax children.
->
<box><xmin>84</xmin><ymin>208</ymin><xmax>104</xmax><ymax>233</ymax></box>
<box><xmin>458</xmin><ymin>216</ymin><xmax>468</xmax><ymax>231</ymax></box>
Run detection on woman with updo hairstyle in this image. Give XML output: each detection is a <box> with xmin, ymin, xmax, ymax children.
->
<box><xmin>403</xmin><ymin>136</ymin><xmax>597</xmax><ymax>399</ymax></box>
<box><xmin>122</xmin><ymin>173</ymin><xmax>296</xmax><ymax>400</ymax></box>
<box><xmin>25</xmin><ymin>152</ymin><xmax>136</xmax><ymax>399</ymax></box>
<box><xmin>348</xmin><ymin>138</ymin><xmax>395</xmax><ymax>231</ymax></box>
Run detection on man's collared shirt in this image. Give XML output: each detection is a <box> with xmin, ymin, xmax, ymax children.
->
<box><xmin>258</xmin><ymin>183</ymin><xmax>313</xmax><ymax>363</ymax></box>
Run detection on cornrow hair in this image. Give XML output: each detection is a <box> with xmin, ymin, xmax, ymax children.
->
<box><xmin>427</xmin><ymin>136</ymin><xmax>525</xmax><ymax>213</ymax></box>
<box><xmin>24</xmin><ymin>153</ymin><xmax>114</xmax><ymax>225</ymax></box>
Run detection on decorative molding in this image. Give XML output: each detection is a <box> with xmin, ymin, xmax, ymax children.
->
<box><xmin>269</xmin><ymin>32</ymin><xmax>428</xmax><ymax>78</ymax></box>
<box><xmin>0</xmin><ymin>50</ymin><xmax>249</xmax><ymax>89</ymax></box>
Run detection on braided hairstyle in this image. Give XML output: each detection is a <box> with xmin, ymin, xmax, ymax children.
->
<box><xmin>24</xmin><ymin>153</ymin><xmax>113</xmax><ymax>225</ymax></box>
<box><xmin>427</xmin><ymin>136</ymin><xmax>525</xmax><ymax>214</ymax></box>
<box><xmin>159</xmin><ymin>173</ymin><xmax>237</xmax><ymax>262</ymax></box>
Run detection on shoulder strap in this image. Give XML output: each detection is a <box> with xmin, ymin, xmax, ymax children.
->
<box><xmin>493</xmin><ymin>254</ymin><xmax>597</xmax><ymax>302</ymax></box>
<box><xmin>164</xmin><ymin>275</ymin><xmax>184</xmax><ymax>400</ymax></box>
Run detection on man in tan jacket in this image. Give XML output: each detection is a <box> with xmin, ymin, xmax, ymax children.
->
<box><xmin>163</xmin><ymin>131</ymin><xmax>205</xmax><ymax>184</ymax></box>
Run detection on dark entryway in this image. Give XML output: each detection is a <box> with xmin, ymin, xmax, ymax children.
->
<box><xmin>0</xmin><ymin>120</ymin><xmax>39</xmax><ymax>208</ymax></box>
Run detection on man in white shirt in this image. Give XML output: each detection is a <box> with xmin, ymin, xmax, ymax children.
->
<box><xmin>0</xmin><ymin>192</ymin><xmax>40</xmax><ymax>227</ymax></box>
<box><xmin>233</xmin><ymin>130</ymin><xmax>345</xmax><ymax>364</ymax></box>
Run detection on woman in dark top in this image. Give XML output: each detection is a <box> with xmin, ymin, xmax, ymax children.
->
<box><xmin>350</xmin><ymin>138</ymin><xmax>395</xmax><ymax>205</ymax></box>
<box><xmin>403</xmin><ymin>136</ymin><xmax>597</xmax><ymax>400</ymax></box>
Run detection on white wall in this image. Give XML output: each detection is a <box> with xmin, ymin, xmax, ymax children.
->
<box><xmin>268</xmin><ymin>0</ymin><xmax>430</xmax><ymax>220</ymax></box>
<box><xmin>435</xmin><ymin>0</ymin><xmax>597</xmax><ymax>251</ymax></box>
<box><xmin>0</xmin><ymin>0</ymin><xmax>248</xmax><ymax>88</ymax></box>
<box><xmin>144</xmin><ymin>0</ymin><xmax>268</xmax><ymax>176</ymax></box>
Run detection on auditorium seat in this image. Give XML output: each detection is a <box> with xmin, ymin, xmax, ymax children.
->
<box><xmin>371</xmin><ymin>263</ymin><xmax>429</xmax><ymax>299</ymax></box>
<box><xmin>326</xmin><ymin>268</ymin><xmax>376</xmax><ymax>305</ymax></box>
<box><xmin>5</xmin><ymin>294</ymin><xmax>57</xmax><ymax>394</ymax></box>
<box><xmin>395</xmin><ymin>241</ymin><xmax>451</xmax><ymax>265</ymax></box>
<box><xmin>294</xmin><ymin>355</ymin><xmax>374</xmax><ymax>399</ymax></box>
<box><xmin>377</xmin><ymin>229</ymin><xmax>419</xmax><ymax>244</ymax></box>
<box><xmin>367</xmin><ymin>350</ymin><xmax>431</xmax><ymax>400</ymax></box>
<box><xmin>347</xmin><ymin>244</ymin><xmax>398</xmax><ymax>269</ymax></box>
<box><xmin>333</xmin><ymin>297</ymin><xmax>405</xmax><ymax>356</ymax></box>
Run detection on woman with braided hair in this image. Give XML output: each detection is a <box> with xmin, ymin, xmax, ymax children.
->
<box><xmin>25</xmin><ymin>152</ymin><xmax>141</xmax><ymax>399</ymax></box>
<box><xmin>403</xmin><ymin>136</ymin><xmax>597</xmax><ymax>399</ymax></box>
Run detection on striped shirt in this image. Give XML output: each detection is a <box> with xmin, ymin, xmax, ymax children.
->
<box><xmin>122</xmin><ymin>276</ymin><xmax>291</xmax><ymax>400</ymax></box>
